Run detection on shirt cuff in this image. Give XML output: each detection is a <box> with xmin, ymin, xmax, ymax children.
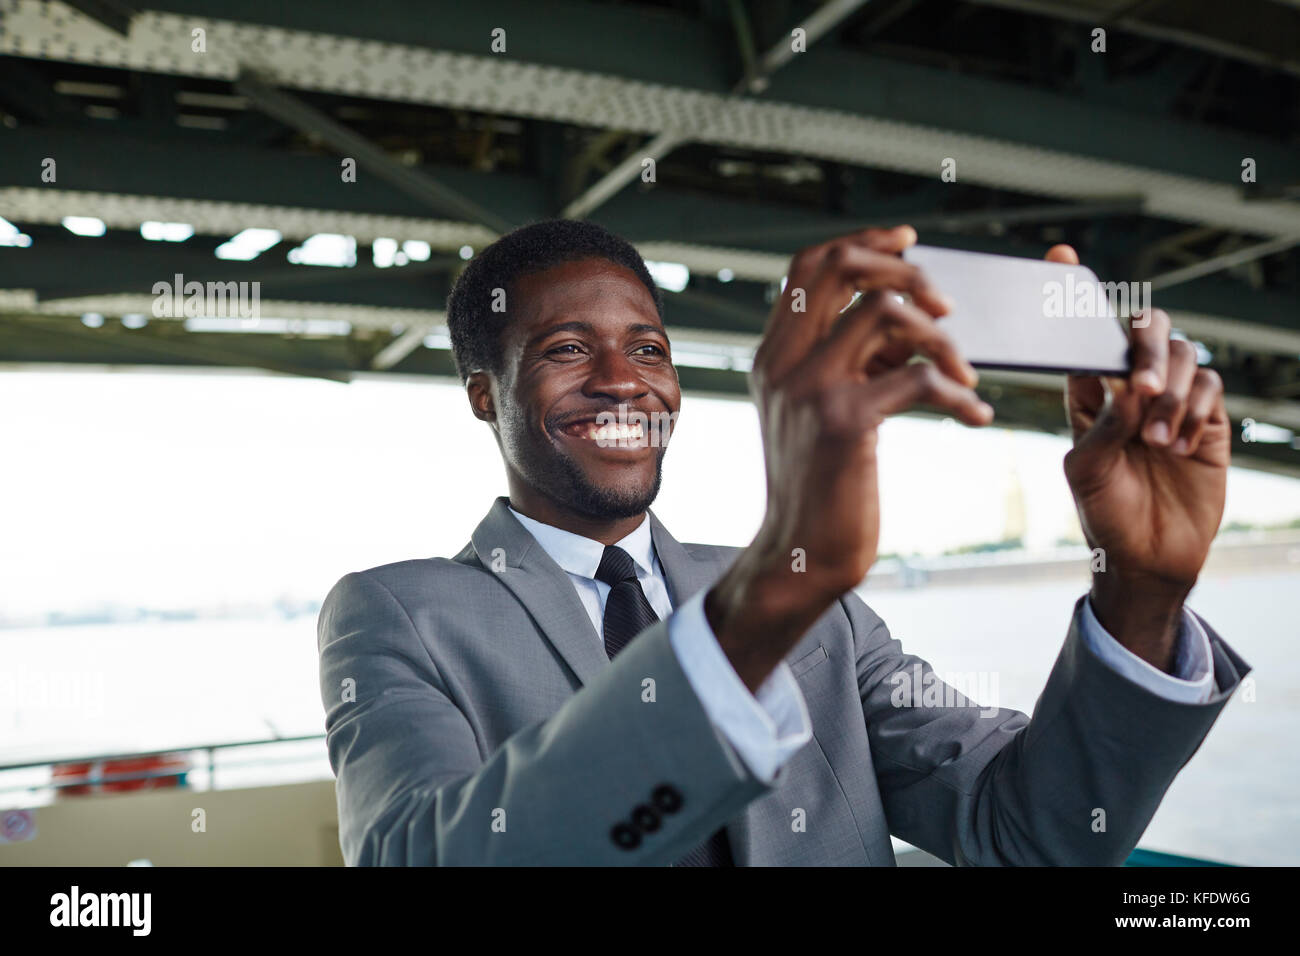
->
<box><xmin>666</xmin><ymin>589</ymin><xmax>813</xmax><ymax>783</ymax></box>
<box><xmin>1079</xmin><ymin>595</ymin><xmax>1215</xmax><ymax>704</ymax></box>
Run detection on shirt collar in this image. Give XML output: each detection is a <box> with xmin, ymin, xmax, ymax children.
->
<box><xmin>507</xmin><ymin>505</ymin><xmax>657</xmax><ymax>581</ymax></box>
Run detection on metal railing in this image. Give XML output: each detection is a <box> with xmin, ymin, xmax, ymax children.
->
<box><xmin>0</xmin><ymin>733</ymin><xmax>328</xmax><ymax>797</ymax></box>
<box><xmin>0</xmin><ymin>740</ymin><xmax>1240</xmax><ymax>866</ymax></box>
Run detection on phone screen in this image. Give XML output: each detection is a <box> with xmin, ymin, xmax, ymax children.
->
<box><xmin>901</xmin><ymin>245</ymin><xmax>1133</xmax><ymax>376</ymax></box>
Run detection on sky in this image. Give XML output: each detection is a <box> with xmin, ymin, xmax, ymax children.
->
<box><xmin>3</xmin><ymin>368</ymin><xmax>1300</xmax><ymax>617</ymax></box>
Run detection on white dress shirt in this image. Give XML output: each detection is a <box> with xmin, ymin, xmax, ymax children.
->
<box><xmin>508</xmin><ymin>506</ymin><xmax>1216</xmax><ymax>785</ymax></box>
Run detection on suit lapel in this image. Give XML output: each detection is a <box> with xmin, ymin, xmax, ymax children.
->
<box><xmin>472</xmin><ymin>499</ymin><xmax>765</xmax><ymax>866</ymax></box>
<box><xmin>470</xmin><ymin>497</ymin><xmax>608</xmax><ymax>687</ymax></box>
<box><xmin>647</xmin><ymin>509</ymin><xmax>717</xmax><ymax>607</ymax></box>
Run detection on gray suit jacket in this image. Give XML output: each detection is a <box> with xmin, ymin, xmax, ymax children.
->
<box><xmin>317</xmin><ymin>496</ymin><xmax>1249</xmax><ymax>865</ymax></box>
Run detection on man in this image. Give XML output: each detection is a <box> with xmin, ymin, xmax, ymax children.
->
<box><xmin>318</xmin><ymin>218</ymin><xmax>1249</xmax><ymax>866</ymax></box>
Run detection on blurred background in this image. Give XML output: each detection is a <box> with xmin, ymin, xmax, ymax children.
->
<box><xmin>0</xmin><ymin>0</ymin><xmax>1298</xmax><ymax>866</ymax></box>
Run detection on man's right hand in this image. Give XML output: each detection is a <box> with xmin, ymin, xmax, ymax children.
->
<box><xmin>705</xmin><ymin>225</ymin><xmax>993</xmax><ymax>693</ymax></box>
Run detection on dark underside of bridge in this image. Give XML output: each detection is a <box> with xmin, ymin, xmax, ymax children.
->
<box><xmin>1</xmin><ymin>0</ymin><xmax>1298</xmax><ymax>473</ymax></box>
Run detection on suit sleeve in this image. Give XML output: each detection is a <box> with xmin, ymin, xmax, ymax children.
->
<box><xmin>667</xmin><ymin>589</ymin><xmax>813</xmax><ymax>783</ymax></box>
<box><xmin>318</xmin><ymin>570</ymin><xmax>770</xmax><ymax>865</ymax></box>
<box><xmin>848</xmin><ymin>592</ymin><xmax>1250</xmax><ymax>865</ymax></box>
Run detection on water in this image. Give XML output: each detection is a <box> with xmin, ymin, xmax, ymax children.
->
<box><xmin>863</xmin><ymin>569</ymin><xmax>1298</xmax><ymax>866</ymax></box>
<box><xmin>1</xmin><ymin>569</ymin><xmax>1294</xmax><ymax>865</ymax></box>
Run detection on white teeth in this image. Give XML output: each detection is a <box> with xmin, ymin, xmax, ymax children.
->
<box><xmin>584</xmin><ymin>422</ymin><xmax>644</xmax><ymax>442</ymax></box>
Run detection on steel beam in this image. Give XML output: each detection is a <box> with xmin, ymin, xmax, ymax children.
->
<box><xmin>371</xmin><ymin>322</ymin><xmax>440</xmax><ymax>371</ymax></box>
<box><xmin>749</xmin><ymin>0</ymin><xmax>872</xmax><ymax>88</ymax></box>
<box><xmin>57</xmin><ymin>0</ymin><xmax>136</xmax><ymax>37</ymax></box>
<box><xmin>0</xmin><ymin>313</ymin><xmax>352</xmax><ymax>381</ymax></box>
<box><xmin>233</xmin><ymin>73</ymin><xmax>513</xmax><ymax>234</ymax></box>
<box><xmin>4</xmin><ymin>186</ymin><xmax>1297</xmax><ymax>348</ymax></box>
<box><xmin>1148</xmin><ymin>233</ymin><xmax>1300</xmax><ymax>291</ymax></box>
<box><xmin>962</xmin><ymin>0</ymin><xmax>1300</xmax><ymax>79</ymax></box>
<box><xmin>563</xmin><ymin>0</ymin><xmax>871</xmax><ymax>219</ymax></box>
<box><xmin>561</xmin><ymin>131</ymin><xmax>685</xmax><ymax>220</ymax></box>
<box><xmin>3</xmin><ymin>2</ymin><xmax>1299</xmax><ymax>237</ymax></box>
<box><xmin>657</xmin><ymin>197</ymin><xmax>1147</xmax><ymax>247</ymax></box>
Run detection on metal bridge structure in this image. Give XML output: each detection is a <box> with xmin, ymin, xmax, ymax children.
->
<box><xmin>0</xmin><ymin>0</ymin><xmax>1297</xmax><ymax>473</ymax></box>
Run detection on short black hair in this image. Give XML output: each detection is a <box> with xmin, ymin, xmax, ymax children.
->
<box><xmin>445</xmin><ymin>218</ymin><xmax>664</xmax><ymax>382</ymax></box>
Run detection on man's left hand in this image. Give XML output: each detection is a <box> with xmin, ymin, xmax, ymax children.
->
<box><xmin>1047</xmin><ymin>244</ymin><xmax>1230</xmax><ymax>672</ymax></box>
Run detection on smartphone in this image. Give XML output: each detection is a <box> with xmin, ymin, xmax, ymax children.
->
<box><xmin>900</xmin><ymin>244</ymin><xmax>1133</xmax><ymax>376</ymax></box>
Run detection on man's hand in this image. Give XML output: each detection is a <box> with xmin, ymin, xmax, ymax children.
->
<box><xmin>1048</xmin><ymin>245</ymin><xmax>1230</xmax><ymax>672</ymax></box>
<box><xmin>706</xmin><ymin>225</ymin><xmax>992</xmax><ymax>692</ymax></box>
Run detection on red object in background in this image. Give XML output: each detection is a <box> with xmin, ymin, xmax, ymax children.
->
<box><xmin>52</xmin><ymin>754</ymin><xmax>190</xmax><ymax>796</ymax></box>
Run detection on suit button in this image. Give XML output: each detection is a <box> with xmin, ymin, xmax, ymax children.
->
<box><xmin>651</xmin><ymin>784</ymin><xmax>683</xmax><ymax>814</ymax></box>
<box><xmin>631</xmin><ymin>804</ymin><xmax>661</xmax><ymax>833</ymax></box>
<box><xmin>610</xmin><ymin>823</ymin><xmax>640</xmax><ymax>850</ymax></box>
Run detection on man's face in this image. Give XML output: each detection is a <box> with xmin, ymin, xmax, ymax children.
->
<box><xmin>484</xmin><ymin>257</ymin><xmax>681</xmax><ymax>521</ymax></box>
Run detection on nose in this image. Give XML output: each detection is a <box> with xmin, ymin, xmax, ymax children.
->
<box><xmin>581</xmin><ymin>346</ymin><xmax>649</xmax><ymax>404</ymax></box>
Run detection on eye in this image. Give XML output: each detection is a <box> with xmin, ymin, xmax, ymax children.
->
<box><xmin>546</xmin><ymin>343</ymin><xmax>585</xmax><ymax>358</ymax></box>
<box><xmin>633</xmin><ymin>344</ymin><xmax>667</xmax><ymax>358</ymax></box>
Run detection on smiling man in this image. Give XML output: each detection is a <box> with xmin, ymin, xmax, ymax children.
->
<box><xmin>318</xmin><ymin>218</ymin><xmax>1249</xmax><ymax>866</ymax></box>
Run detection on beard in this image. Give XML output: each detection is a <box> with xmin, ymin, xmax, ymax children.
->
<box><xmin>535</xmin><ymin>441</ymin><xmax>666</xmax><ymax>521</ymax></box>
<box><xmin>498</xmin><ymin>394</ymin><xmax>671</xmax><ymax>522</ymax></box>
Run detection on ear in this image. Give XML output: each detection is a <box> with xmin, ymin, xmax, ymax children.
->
<box><xmin>466</xmin><ymin>371</ymin><xmax>497</xmax><ymax>425</ymax></box>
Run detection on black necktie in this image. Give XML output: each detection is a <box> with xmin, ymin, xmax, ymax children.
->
<box><xmin>595</xmin><ymin>545</ymin><xmax>735</xmax><ymax>867</ymax></box>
